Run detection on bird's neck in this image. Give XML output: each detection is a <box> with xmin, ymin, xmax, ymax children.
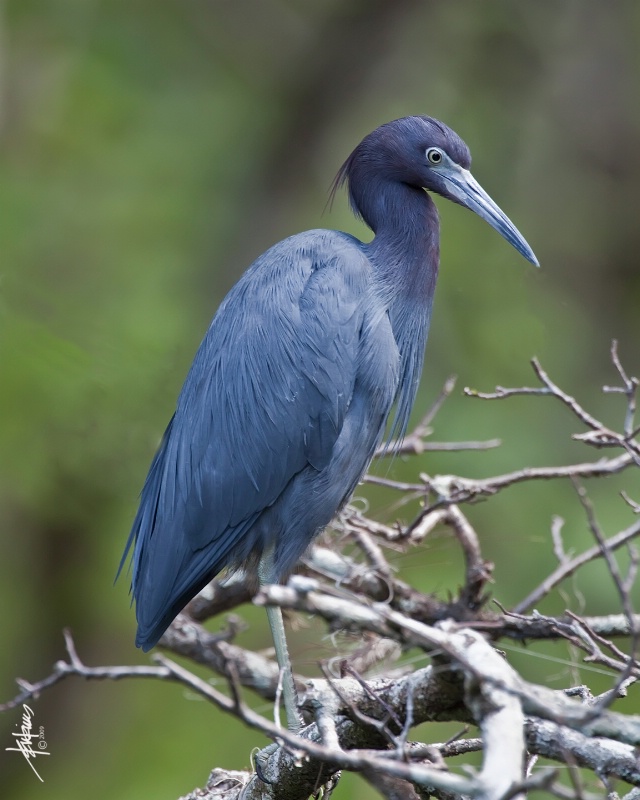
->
<box><xmin>363</xmin><ymin>183</ymin><xmax>440</xmax><ymax>313</ymax></box>
<box><xmin>361</xmin><ymin>183</ymin><xmax>440</xmax><ymax>441</ymax></box>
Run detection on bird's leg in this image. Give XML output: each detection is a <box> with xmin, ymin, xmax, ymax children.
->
<box><xmin>264</xmin><ymin>603</ymin><xmax>302</xmax><ymax>732</ymax></box>
<box><xmin>258</xmin><ymin>552</ymin><xmax>302</xmax><ymax>733</ymax></box>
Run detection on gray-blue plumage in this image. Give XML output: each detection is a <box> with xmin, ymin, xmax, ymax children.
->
<box><xmin>121</xmin><ymin>116</ymin><xmax>537</xmax><ymax>652</ymax></box>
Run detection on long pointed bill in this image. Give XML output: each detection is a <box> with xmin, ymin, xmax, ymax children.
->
<box><xmin>441</xmin><ymin>167</ymin><xmax>539</xmax><ymax>266</ymax></box>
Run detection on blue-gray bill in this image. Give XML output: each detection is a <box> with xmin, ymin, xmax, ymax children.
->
<box><xmin>440</xmin><ymin>167</ymin><xmax>539</xmax><ymax>267</ymax></box>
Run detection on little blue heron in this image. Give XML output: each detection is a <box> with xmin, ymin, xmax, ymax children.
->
<box><xmin>121</xmin><ymin>115</ymin><xmax>538</xmax><ymax>732</ymax></box>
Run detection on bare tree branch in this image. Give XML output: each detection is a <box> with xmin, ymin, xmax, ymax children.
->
<box><xmin>4</xmin><ymin>349</ymin><xmax>640</xmax><ymax>798</ymax></box>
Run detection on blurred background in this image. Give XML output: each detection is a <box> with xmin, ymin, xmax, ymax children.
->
<box><xmin>1</xmin><ymin>1</ymin><xmax>639</xmax><ymax>798</ymax></box>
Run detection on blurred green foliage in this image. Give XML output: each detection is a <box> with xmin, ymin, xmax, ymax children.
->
<box><xmin>1</xmin><ymin>1</ymin><xmax>639</xmax><ymax>798</ymax></box>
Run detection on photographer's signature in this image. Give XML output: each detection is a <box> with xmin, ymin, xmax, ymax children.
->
<box><xmin>6</xmin><ymin>704</ymin><xmax>49</xmax><ymax>781</ymax></box>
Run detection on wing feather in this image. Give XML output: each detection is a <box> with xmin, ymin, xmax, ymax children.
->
<box><xmin>124</xmin><ymin>230</ymin><xmax>375</xmax><ymax>648</ymax></box>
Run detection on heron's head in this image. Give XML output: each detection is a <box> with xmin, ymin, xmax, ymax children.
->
<box><xmin>335</xmin><ymin>115</ymin><xmax>539</xmax><ymax>266</ymax></box>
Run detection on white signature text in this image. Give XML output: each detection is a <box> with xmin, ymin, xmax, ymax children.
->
<box><xmin>5</xmin><ymin>704</ymin><xmax>49</xmax><ymax>781</ymax></box>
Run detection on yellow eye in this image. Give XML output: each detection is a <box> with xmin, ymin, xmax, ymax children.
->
<box><xmin>426</xmin><ymin>148</ymin><xmax>443</xmax><ymax>165</ymax></box>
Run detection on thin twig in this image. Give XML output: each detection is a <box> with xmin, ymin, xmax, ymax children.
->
<box><xmin>0</xmin><ymin>629</ymin><xmax>177</xmax><ymax>712</ymax></box>
<box><xmin>571</xmin><ymin>480</ymin><xmax>640</xmax><ymax>712</ymax></box>
<box><xmin>512</xmin><ymin>518</ymin><xmax>640</xmax><ymax>614</ymax></box>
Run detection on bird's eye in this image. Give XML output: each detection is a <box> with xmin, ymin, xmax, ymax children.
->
<box><xmin>426</xmin><ymin>147</ymin><xmax>443</xmax><ymax>165</ymax></box>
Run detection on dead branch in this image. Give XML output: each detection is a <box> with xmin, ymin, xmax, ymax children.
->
<box><xmin>4</xmin><ymin>348</ymin><xmax>640</xmax><ymax>799</ymax></box>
